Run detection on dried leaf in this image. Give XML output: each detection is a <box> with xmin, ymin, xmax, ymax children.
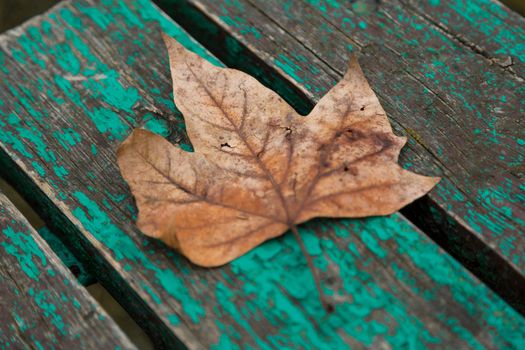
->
<box><xmin>118</xmin><ymin>34</ymin><xmax>439</xmax><ymax>269</ymax></box>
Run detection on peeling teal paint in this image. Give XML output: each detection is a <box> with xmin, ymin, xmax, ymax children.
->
<box><xmin>141</xmin><ymin>283</ymin><xmax>162</xmax><ymax>304</ymax></box>
<box><xmin>32</xmin><ymin>161</ymin><xmax>46</xmax><ymax>176</ymax></box>
<box><xmin>1</xmin><ymin>227</ymin><xmax>46</xmax><ymax>281</ymax></box>
<box><xmin>445</xmin><ymin>1</ymin><xmax>525</xmax><ymax>62</ymax></box>
<box><xmin>72</xmin><ymin>299</ymin><xmax>81</xmax><ymax>310</ymax></box>
<box><xmin>72</xmin><ymin>192</ymin><xmax>205</xmax><ymax>323</ymax></box>
<box><xmin>219</xmin><ymin>217</ymin><xmax>443</xmax><ymax>348</ymax></box>
<box><xmin>179</xmin><ymin>142</ymin><xmax>193</xmax><ymax>152</ymax></box>
<box><xmin>12</xmin><ymin>313</ymin><xmax>28</xmax><ymax>332</ymax></box>
<box><xmin>274</xmin><ymin>54</ymin><xmax>304</xmax><ymax>83</ymax></box>
<box><xmin>27</xmin><ymin>288</ymin><xmax>66</xmax><ymax>335</ymax></box>
<box><xmin>167</xmin><ymin>314</ymin><xmax>180</xmax><ymax>326</ymax></box>
<box><xmin>89</xmin><ymin>107</ymin><xmax>131</xmax><ymax>140</ymax></box>
<box><xmin>53</xmin><ymin>128</ymin><xmax>81</xmax><ymax>151</ymax></box>
<box><xmin>17</xmin><ymin>32</ymin><xmax>46</xmax><ymax>69</ymax></box>
<box><xmin>77</xmin><ymin>4</ymin><xmax>111</xmax><ymax>30</ymax></box>
<box><xmin>218</xmin><ymin>3</ymin><xmax>262</xmax><ymax>40</ymax></box>
<box><xmin>212</xmin><ymin>334</ymin><xmax>240</xmax><ymax>350</ymax></box>
<box><xmin>142</xmin><ymin>113</ymin><xmax>170</xmax><ymax>137</ymax></box>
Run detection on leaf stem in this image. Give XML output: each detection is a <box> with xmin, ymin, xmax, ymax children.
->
<box><xmin>290</xmin><ymin>224</ymin><xmax>333</xmax><ymax>313</ymax></box>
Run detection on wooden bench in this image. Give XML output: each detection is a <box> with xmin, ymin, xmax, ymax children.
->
<box><xmin>158</xmin><ymin>0</ymin><xmax>525</xmax><ymax>312</ymax></box>
<box><xmin>0</xmin><ymin>190</ymin><xmax>134</xmax><ymax>349</ymax></box>
<box><xmin>0</xmin><ymin>0</ymin><xmax>523</xmax><ymax>348</ymax></box>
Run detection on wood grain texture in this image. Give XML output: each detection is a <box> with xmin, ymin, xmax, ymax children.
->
<box><xmin>156</xmin><ymin>0</ymin><xmax>525</xmax><ymax>313</ymax></box>
<box><xmin>0</xmin><ymin>191</ymin><xmax>135</xmax><ymax>350</ymax></box>
<box><xmin>0</xmin><ymin>0</ymin><xmax>524</xmax><ymax>349</ymax></box>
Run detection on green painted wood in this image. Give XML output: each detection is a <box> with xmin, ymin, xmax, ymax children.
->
<box><xmin>156</xmin><ymin>0</ymin><xmax>525</xmax><ymax>314</ymax></box>
<box><xmin>0</xmin><ymin>0</ymin><xmax>525</xmax><ymax>348</ymax></box>
<box><xmin>38</xmin><ymin>226</ymin><xmax>96</xmax><ymax>286</ymax></box>
<box><xmin>0</xmin><ymin>190</ymin><xmax>135</xmax><ymax>349</ymax></box>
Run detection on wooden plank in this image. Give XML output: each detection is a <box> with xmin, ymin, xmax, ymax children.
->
<box><xmin>0</xmin><ymin>190</ymin><xmax>135</xmax><ymax>349</ymax></box>
<box><xmin>156</xmin><ymin>0</ymin><xmax>525</xmax><ymax>313</ymax></box>
<box><xmin>1</xmin><ymin>174</ymin><xmax>95</xmax><ymax>286</ymax></box>
<box><xmin>0</xmin><ymin>0</ymin><xmax>524</xmax><ymax>348</ymax></box>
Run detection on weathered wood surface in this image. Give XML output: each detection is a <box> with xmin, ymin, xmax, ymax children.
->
<box><xmin>157</xmin><ymin>0</ymin><xmax>525</xmax><ymax>312</ymax></box>
<box><xmin>0</xmin><ymin>0</ymin><xmax>524</xmax><ymax>348</ymax></box>
<box><xmin>0</xmin><ymin>177</ymin><xmax>94</xmax><ymax>285</ymax></box>
<box><xmin>0</xmin><ymin>190</ymin><xmax>135</xmax><ymax>349</ymax></box>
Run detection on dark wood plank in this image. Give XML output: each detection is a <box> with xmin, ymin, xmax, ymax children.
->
<box><xmin>0</xmin><ymin>190</ymin><xmax>135</xmax><ymax>349</ymax></box>
<box><xmin>156</xmin><ymin>0</ymin><xmax>525</xmax><ymax>313</ymax></box>
<box><xmin>38</xmin><ymin>226</ymin><xmax>95</xmax><ymax>286</ymax></box>
<box><xmin>1</xmin><ymin>171</ymin><xmax>95</xmax><ymax>286</ymax></box>
<box><xmin>0</xmin><ymin>0</ymin><xmax>525</xmax><ymax>348</ymax></box>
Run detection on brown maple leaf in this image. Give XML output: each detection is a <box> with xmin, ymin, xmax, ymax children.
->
<box><xmin>117</xmin><ymin>34</ymin><xmax>439</xmax><ymax>309</ymax></box>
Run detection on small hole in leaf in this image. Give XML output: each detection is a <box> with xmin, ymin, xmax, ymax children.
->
<box><xmin>220</xmin><ymin>142</ymin><xmax>232</xmax><ymax>149</ymax></box>
<box><xmin>284</xmin><ymin>127</ymin><xmax>293</xmax><ymax>139</ymax></box>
